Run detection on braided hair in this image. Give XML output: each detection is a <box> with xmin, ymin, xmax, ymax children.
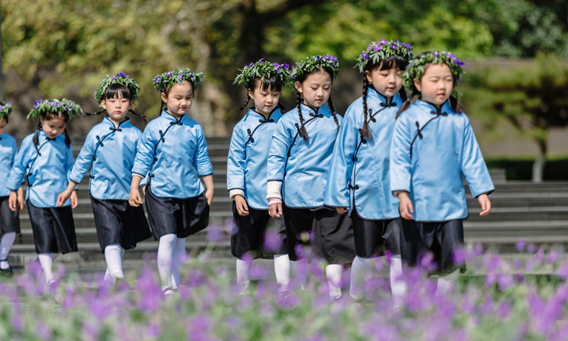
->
<box><xmin>87</xmin><ymin>83</ymin><xmax>148</xmax><ymax>123</ymax></box>
<box><xmin>242</xmin><ymin>75</ymin><xmax>283</xmax><ymax>112</ymax></box>
<box><xmin>327</xmin><ymin>95</ymin><xmax>340</xmax><ymax>131</ymax></box>
<box><xmin>295</xmin><ymin>92</ymin><xmax>308</xmax><ymax>141</ymax></box>
<box><xmin>396</xmin><ymin>52</ymin><xmax>464</xmax><ymax>119</ymax></box>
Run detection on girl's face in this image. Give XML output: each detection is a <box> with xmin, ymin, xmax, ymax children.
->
<box><xmin>295</xmin><ymin>69</ymin><xmax>332</xmax><ymax>109</ymax></box>
<box><xmin>414</xmin><ymin>63</ymin><xmax>453</xmax><ymax>107</ymax></box>
<box><xmin>0</xmin><ymin>119</ymin><xmax>6</xmax><ymax>136</ymax></box>
<box><xmin>41</xmin><ymin>115</ymin><xmax>67</xmax><ymax>139</ymax></box>
<box><xmin>365</xmin><ymin>62</ymin><xmax>403</xmax><ymax>98</ymax></box>
<box><xmin>102</xmin><ymin>92</ymin><xmax>132</xmax><ymax>124</ymax></box>
<box><xmin>161</xmin><ymin>80</ymin><xmax>193</xmax><ymax>118</ymax></box>
<box><xmin>248</xmin><ymin>82</ymin><xmax>280</xmax><ymax>116</ymax></box>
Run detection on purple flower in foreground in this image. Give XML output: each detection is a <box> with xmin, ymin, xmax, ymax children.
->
<box><xmin>527</xmin><ymin>243</ymin><xmax>537</xmax><ymax>254</ymax></box>
<box><xmin>516</xmin><ymin>239</ymin><xmax>526</xmax><ymax>252</ymax></box>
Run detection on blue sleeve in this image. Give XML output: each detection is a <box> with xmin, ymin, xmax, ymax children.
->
<box><xmin>10</xmin><ymin>138</ymin><xmax>17</xmax><ymax>165</ymax></box>
<box><xmin>7</xmin><ymin>138</ymin><xmax>32</xmax><ymax>191</ymax></box>
<box><xmin>461</xmin><ymin>118</ymin><xmax>495</xmax><ymax>197</ymax></box>
<box><xmin>193</xmin><ymin>126</ymin><xmax>213</xmax><ymax>176</ymax></box>
<box><xmin>390</xmin><ymin>114</ymin><xmax>413</xmax><ymax>195</ymax></box>
<box><xmin>68</xmin><ymin>132</ymin><xmax>94</xmax><ymax>184</ymax></box>
<box><xmin>227</xmin><ymin>125</ymin><xmax>246</xmax><ymax>191</ymax></box>
<box><xmin>267</xmin><ymin>117</ymin><xmax>292</xmax><ymax>182</ymax></box>
<box><xmin>65</xmin><ymin>142</ymin><xmax>77</xmax><ymax>189</ymax></box>
<box><xmin>324</xmin><ymin>108</ymin><xmax>357</xmax><ymax>207</ymax></box>
<box><xmin>131</xmin><ymin>125</ymin><xmax>156</xmax><ymax>178</ymax></box>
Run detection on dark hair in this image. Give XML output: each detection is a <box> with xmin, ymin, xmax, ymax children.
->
<box><xmin>361</xmin><ymin>56</ymin><xmax>408</xmax><ymax>139</ymax></box>
<box><xmin>160</xmin><ymin>81</ymin><xmax>196</xmax><ymax>116</ymax></box>
<box><xmin>33</xmin><ymin>111</ymin><xmax>71</xmax><ymax>147</ymax></box>
<box><xmin>241</xmin><ymin>75</ymin><xmax>283</xmax><ymax>111</ymax></box>
<box><xmin>86</xmin><ymin>83</ymin><xmax>148</xmax><ymax>122</ymax></box>
<box><xmin>396</xmin><ymin>52</ymin><xmax>464</xmax><ymax>119</ymax></box>
<box><xmin>294</xmin><ymin>66</ymin><xmax>339</xmax><ymax>141</ymax></box>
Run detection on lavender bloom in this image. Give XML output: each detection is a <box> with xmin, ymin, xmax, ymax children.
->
<box><xmin>56</xmin><ymin>102</ymin><xmax>62</xmax><ymax>108</ymax></box>
<box><xmin>374</xmin><ymin>44</ymin><xmax>380</xmax><ymax>52</ymax></box>
<box><xmin>166</xmin><ymin>72</ymin><xmax>171</xmax><ymax>76</ymax></box>
<box><xmin>282</xmin><ymin>63</ymin><xmax>290</xmax><ymax>68</ymax></box>
<box><xmin>516</xmin><ymin>238</ymin><xmax>526</xmax><ymax>251</ymax></box>
<box><xmin>249</xmin><ymin>62</ymin><xmax>254</xmax><ymax>67</ymax></box>
<box><xmin>367</xmin><ymin>44</ymin><xmax>373</xmax><ymax>51</ymax></box>
<box><xmin>433</xmin><ymin>52</ymin><xmax>439</xmax><ymax>57</ymax></box>
<box><xmin>361</xmin><ymin>53</ymin><xmax>369</xmax><ymax>61</ymax></box>
<box><xmin>273</xmin><ymin>62</ymin><xmax>279</xmax><ymax>66</ymax></box>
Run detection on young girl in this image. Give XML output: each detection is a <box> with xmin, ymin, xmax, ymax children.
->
<box><xmin>390</xmin><ymin>51</ymin><xmax>494</xmax><ymax>292</ymax></box>
<box><xmin>129</xmin><ymin>68</ymin><xmax>213</xmax><ymax>296</ymax></box>
<box><xmin>324</xmin><ymin>40</ymin><xmax>414</xmax><ymax>302</ymax></box>
<box><xmin>229</xmin><ymin>60</ymin><xmax>291</xmax><ymax>294</ymax></box>
<box><xmin>57</xmin><ymin>73</ymin><xmax>152</xmax><ymax>282</ymax></box>
<box><xmin>7</xmin><ymin>99</ymin><xmax>81</xmax><ymax>284</ymax></box>
<box><xmin>267</xmin><ymin>55</ymin><xmax>355</xmax><ymax>300</ymax></box>
<box><xmin>0</xmin><ymin>103</ymin><xmax>23</xmax><ymax>276</ymax></box>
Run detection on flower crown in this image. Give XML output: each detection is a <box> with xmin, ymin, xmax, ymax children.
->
<box><xmin>28</xmin><ymin>99</ymin><xmax>83</xmax><ymax>120</ymax></box>
<box><xmin>93</xmin><ymin>72</ymin><xmax>140</xmax><ymax>106</ymax></box>
<box><xmin>403</xmin><ymin>51</ymin><xmax>465</xmax><ymax>93</ymax></box>
<box><xmin>153</xmin><ymin>68</ymin><xmax>205</xmax><ymax>92</ymax></box>
<box><xmin>354</xmin><ymin>39</ymin><xmax>414</xmax><ymax>73</ymax></box>
<box><xmin>0</xmin><ymin>102</ymin><xmax>12</xmax><ymax>121</ymax></box>
<box><xmin>290</xmin><ymin>55</ymin><xmax>340</xmax><ymax>85</ymax></box>
<box><xmin>234</xmin><ymin>59</ymin><xmax>291</xmax><ymax>88</ymax></box>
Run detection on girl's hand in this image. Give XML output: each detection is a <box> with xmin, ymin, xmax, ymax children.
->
<box><xmin>205</xmin><ymin>189</ymin><xmax>213</xmax><ymax>206</ymax></box>
<box><xmin>17</xmin><ymin>188</ymin><xmax>25</xmax><ymax>211</ymax></box>
<box><xmin>129</xmin><ymin>189</ymin><xmax>142</xmax><ymax>207</ymax></box>
<box><xmin>269</xmin><ymin>203</ymin><xmax>282</xmax><ymax>218</ymax></box>
<box><xmin>234</xmin><ymin>195</ymin><xmax>249</xmax><ymax>216</ymax></box>
<box><xmin>57</xmin><ymin>188</ymin><xmax>74</xmax><ymax>207</ymax></box>
<box><xmin>336</xmin><ymin>207</ymin><xmax>348</xmax><ymax>214</ymax></box>
<box><xmin>397</xmin><ymin>191</ymin><xmax>414</xmax><ymax>220</ymax></box>
<box><xmin>478</xmin><ymin>194</ymin><xmax>491</xmax><ymax>216</ymax></box>
<box><xmin>70</xmin><ymin>191</ymin><xmax>78</xmax><ymax>209</ymax></box>
<box><xmin>141</xmin><ymin>185</ymin><xmax>146</xmax><ymax>195</ymax></box>
<box><xmin>8</xmin><ymin>191</ymin><xmax>18</xmax><ymax>212</ymax></box>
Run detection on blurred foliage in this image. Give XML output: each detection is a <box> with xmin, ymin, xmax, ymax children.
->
<box><xmin>486</xmin><ymin>156</ymin><xmax>568</xmax><ymax>181</ymax></box>
<box><xmin>1</xmin><ymin>0</ymin><xmax>568</xmax><ymax>135</ymax></box>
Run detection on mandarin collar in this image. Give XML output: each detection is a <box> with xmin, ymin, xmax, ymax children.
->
<box><xmin>367</xmin><ymin>86</ymin><xmax>402</xmax><ymax>107</ymax></box>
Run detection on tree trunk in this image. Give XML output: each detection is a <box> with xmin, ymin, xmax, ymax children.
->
<box><xmin>236</xmin><ymin>0</ymin><xmax>264</xmax><ymax>67</ymax></box>
<box><xmin>0</xmin><ymin>2</ymin><xmax>5</xmax><ymax>102</ymax></box>
<box><xmin>532</xmin><ymin>139</ymin><xmax>547</xmax><ymax>183</ymax></box>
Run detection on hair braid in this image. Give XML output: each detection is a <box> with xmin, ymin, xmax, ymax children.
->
<box><xmin>84</xmin><ymin>109</ymin><xmax>106</xmax><ymax>117</ymax></box>
<box><xmin>64</xmin><ymin>128</ymin><xmax>71</xmax><ymax>147</ymax></box>
<box><xmin>33</xmin><ymin>121</ymin><xmax>41</xmax><ymax>146</ymax></box>
<box><xmin>129</xmin><ymin>109</ymin><xmax>149</xmax><ymax>123</ymax></box>
<box><xmin>240</xmin><ymin>94</ymin><xmax>251</xmax><ymax>111</ymax></box>
<box><xmin>296</xmin><ymin>92</ymin><xmax>308</xmax><ymax>141</ymax></box>
<box><xmin>361</xmin><ymin>78</ymin><xmax>372</xmax><ymax>139</ymax></box>
<box><xmin>327</xmin><ymin>96</ymin><xmax>340</xmax><ymax>131</ymax></box>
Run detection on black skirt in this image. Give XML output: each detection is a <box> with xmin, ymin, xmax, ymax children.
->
<box><xmin>351</xmin><ymin>209</ymin><xmax>404</xmax><ymax>258</ymax></box>
<box><xmin>145</xmin><ymin>183</ymin><xmax>210</xmax><ymax>240</ymax></box>
<box><xmin>0</xmin><ymin>196</ymin><xmax>20</xmax><ymax>234</ymax></box>
<box><xmin>27</xmin><ymin>200</ymin><xmax>77</xmax><ymax>254</ymax></box>
<box><xmin>90</xmin><ymin>196</ymin><xmax>153</xmax><ymax>253</ymax></box>
<box><xmin>230</xmin><ymin>202</ymin><xmax>288</xmax><ymax>259</ymax></box>
<box><xmin>415</xmin><ymin>219</ymin><xmax>466</xmax><ymax>275</ymax></box>
<box><xmin>282</xmin><ymin>205</ymin><xmax>355</xmax><ymax>264</ymax></box>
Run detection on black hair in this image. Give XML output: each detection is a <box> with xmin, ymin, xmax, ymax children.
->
<box><xmin>160</xmin><ymin>81</ymin><xmax>196</xmax><ymax>116</ymax></box>
<box><xmin>33</xmin><ymin>111</ymin><xmax>71</xmax><ymax>147</ymax></box>
<box><xmin>241</xmin><ymin>76</ymin><xmax>283</xmax><ymax>111</ymax></box>
<box><xmin>361</xmin><ymin>55</ymin><xmax>408</xmax><ymax>139</ymax></box>
<box><xmin>294</xmin><ymin>66</ymin><xmax>339</xmax><ymax>141</ymax></box>
<box><xmin>86</xmin><ymin>83</ymin><xmax>148</xmax><ymax>123</ymax></box>
<box><xmin>396</xmin><ymin>52</ymin><xmax>464</xmax><ymax>119</ymax></box>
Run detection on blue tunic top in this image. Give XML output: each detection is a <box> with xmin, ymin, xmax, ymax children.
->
<box><xmin>0</xmin><ymin>132</ymin><xmax>18</xmax><ymax>197</ymax></box>
<box><xmin>390</xmin><ymin>99</ymin><xmax>494</xmax><ymax>222</ymax></box>
<box><xmin>68</xmin><ymin>117</ymin><xmax>143</xmax><ymax>201</ymax></box>
<box><xmin>7</xmin><ymin>131</ymin><xmax>74</xmax><ymax>208</ymax></box>
<box><xmin>325</xmin><ymin>88</ymin><xmax>401</xmax><ymax>220</ymax></box>
<box><xmin>227</xmin><ymin>108</ymin><xmax>283</xmax><ymax>210</ymax></box>
<box><xmin>267</xmin><ymin>103</ymin><xmax>341</xmax><ymax>208</ymax></box>
<box><xmin>132</xmin><ymin>111</ymin><xmax>213</xmax><ymax>199</ymax></box>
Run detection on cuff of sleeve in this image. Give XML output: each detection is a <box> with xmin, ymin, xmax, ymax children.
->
<box><xmin>473</xmin><ymin>188</ymin><xmax>495</xmax><ymax>198</ymax></box>
<box><xmin>268</xmin><ymin>198</ymin><xmax>282</xmax><ymax>206</ymax></box>
<box><xmin>392</xmin><ymin>190</ymin><xmax>409</xmax><ymax>197</ymax></box>
<box><xmin>266</xmin><ymin>181</ymin><xmax>282</xmax><ymax>200</ymax></box>
<box><xmin>132</xmin><ymin>172</ymin><xmax>145</xmax><ymax>178</ymax></box>
<box><xmin>229</xmin><ymin>189</ymin><xmax>245</xmax><ymax>200</ymax></box>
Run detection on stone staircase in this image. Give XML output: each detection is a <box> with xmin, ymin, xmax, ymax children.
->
<box><xmin>8</xmin><ymin>136</ymin><xmax>568</xmax><ymax>273</ymax></box>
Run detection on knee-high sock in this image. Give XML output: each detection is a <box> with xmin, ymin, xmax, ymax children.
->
<box><xmin>157</xmin><ymin>234</ymin><xmax>177</xmax><ymax>290</ymax></box>
<box><xmin>437</xmin><ymin>269</ymin><xmax>459</xmax><ymax>294</ymax></box>
<box><xmin>170</xmin><ymin>238</ymin><xmax>186</xmax><ymax>289</ymax></box>
<box><xmin>236</xmin><ymin>258</ymin><xmax>251</xmax><ymax>293</ymax></box>
<box><xmin>273</xmin><ymin>254</ymin><xmax>290</xmax><ymax>289</ymax></box>
<box><xmin>390</xmin><ymin>255</ymin><xmax>406</xmax><ymax>304</ymax></box>
<box><xmin>326</xmin><ymin>264</ymin><xmax>343</xmax><ymax>300</ymax></box>
<box><xmin>0</xmin><ymin>232</ymin><xmax>16</xmax><ymax>269</ymax></box>
<box><xmin>104</xmin><ymin>244</ymin><xmax>124</xmax><ymax>280</ymax></box>
<box><xmin>38</xmin><ymin>253</ymin><xmax>54</xmax><ymax>283</ymax></box>
<box><xmin>349</xmin><ymin>256</ymin><xmax>372</xmax><ymax>300</ymax></box>
<box><xmin>104</xmin><ymin>246</ymin><xmax>126</xmax><ymax>281</ymax></box>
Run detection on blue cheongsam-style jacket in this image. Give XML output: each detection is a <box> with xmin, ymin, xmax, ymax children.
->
<box><xmin>0</xmin><ymin>132</ymin><xmax>18</xmax><ymax>197</ymax></box>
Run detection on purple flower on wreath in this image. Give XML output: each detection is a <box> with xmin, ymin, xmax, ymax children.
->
<box><xmin>166</xmin><ymin>72</ymin><xmax>171</xmax><ymax>76</ymax></box>
<box><xmin>433</xmin><ymin>52</ymin><xmax>439</xmax><ymax>57</ymax></box>
<box><xmin>379</xmin><ymin>39</ymin><xmax>387</xmax><ymax>45</ymax></box>
<box><xmin>361</xmin><ymin>53</ymin><xmax>369</xmax><ymax>61</ymax></box>
<box><xmin>7</xmin><ymin>102</ymin><xmax>11</xmax><ymax>106</ymax></box>
<box><xmin>367</xmin><ymin>44</ymin><xmax>373</xmax><ymax>51</ymax></box>
<box><xmin>178</xmin><ymin>74</ymin><xmax>184</xmax><ymax>80</ymax></box>
<box><xmin>282</xmin><ymin>63</ymin><xmax>289</xmax><ymax>68</ymax></box>
<box><xmin>391</xmin><ymin>43</ymin><xmax>398</xmax><ymax>50</ymax></box>
<box><xmin>56</xmin><ymin>102</ymin><xmax>62</xmax><ymax>108</ymax></box>
<box><xmin>155</xmin><ymin>77</ymin><xmax>161</xmax><ymax>84</ymax></box>
<box><xmin>273</xmin><ymin>62</ymin><xmax>279</xmax><ymax>67</ymax></box>
<box><xmin>259</xmin><ymin>61</ymin><xmax>265</xmax><ymax>65</ymax></box>
<box><xmin>276</xmin><ymin>68</ymin><xmax>282</xmax><ymax>73</ymax></box>
<box><xmin>111</xmin><ymin>76</ymin><xmax>116</xmax><ymax>80</ymax></box>
<box><xmin>0</xmin><ymin>106</ymin><xmax>3</xmax><ymax>110</ymax></box>
<box><xmin>249</xmin><ymin>62</ymin><xmax>254</xmax><ymax>67</ymax></box>
<box><xmin>49</xmin><ymin>102</ymin><xmax>54</xmax><ymax>106</ymax></box>
<box><xmin>189</xmin><ymin>72</ymin><xmax>194</xmax><ymax>77</ymax></box>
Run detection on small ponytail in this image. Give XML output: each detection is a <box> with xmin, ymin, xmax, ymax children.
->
<box><xmin>327</xmin><ymin>96</ymin><xmax>340</xmax><ymax>131</ymax></box>
<box><xmin>449</xmin><ymin>95</ymin><xmax>465</xmax><ymax>114</ymax></box>
<box><xmin>361</xmin><ymin>78</ymin><xmax>372</xmax><ymax>139</ymax></box>
<box><xmin>33</xmin><ymin>121</ymin><xmax>41</xmax><ymax>147</ymax></box>
<box><xmin>85</xmin><ymin>109</ymin><xmax>105</xmax><ymax>117</ymax></box>
<box><xmin>129</xmin><ymin>109</ymin><xmax>149</xmax><ymax>123</ymax></box>
<box><xmin>64</xmin><ymin>128</ymin><xmax>71</xmax><ymax>147</ymax></box>
<box><xmin>296</xmin><ymin>92</ymin><xmax>308</xmax><ymax>141</ymax></box>
<box><xmin>240</xmin><ymin>94</ymin><xmax>251</xmax><ymax>111</ymax></box>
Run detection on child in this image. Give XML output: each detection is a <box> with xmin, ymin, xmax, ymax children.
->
<box><xmin>0</xmin><ymin>102</ymin><xmax>23</xmax><ymax>276</ymax></box>
<box><xmin>267</xmin><ymin>55</ymin><xmax>355</xmax><ymax>300</ymax></box>
<box><xmin>324</xmin><ymin>40</ymin><xmax>414</xmax><ymax>302</ymax></box>
<box><xmin>390</xmin><ymin>51</ymin><xmax>494</xmax><ymax>292</ymax></box>
<box><xmin>129</xmin><ymin>68</ymin><xmax>213</xmax><ymax>296</ymax></box>
<box><xmin>57</xmin><ymin>73</ymin><xmax>152</xmax><ymax>282</ymax></box>
<box><xmin>7</xmin><ymin>99</ymin><xmax>81</xmax><ymax>284</ymax></box>
<box><xmin>229</xmin><ymin>60</ymin><xmax>291</xmax><ymax>294</ymax></box>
